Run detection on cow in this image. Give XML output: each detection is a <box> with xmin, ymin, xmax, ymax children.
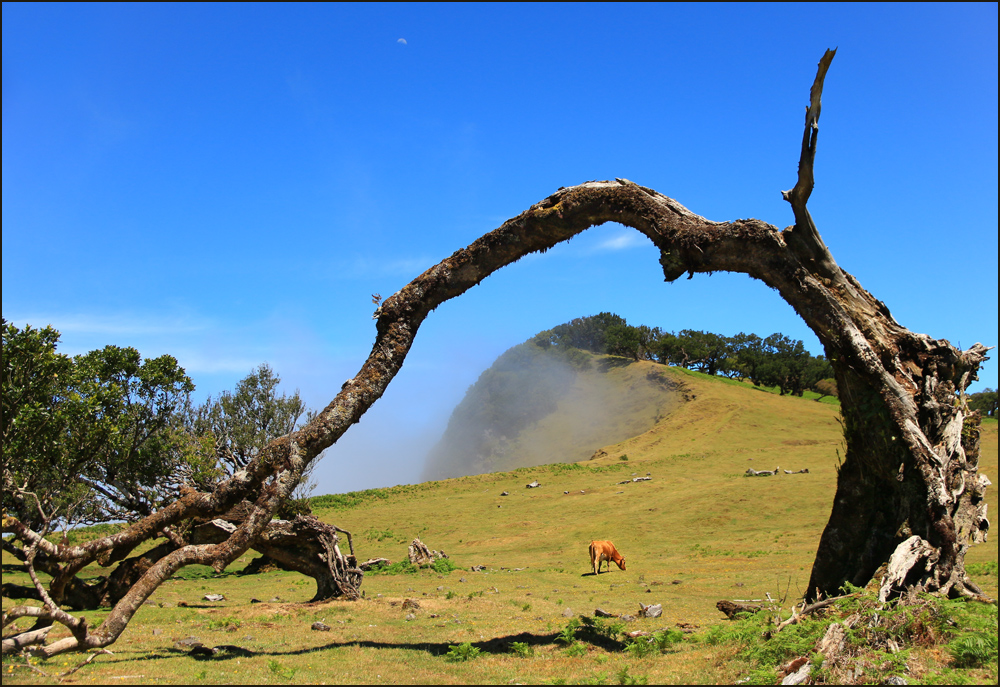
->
<box><xmin>589</xmin><ymin>540</ymin><xmax>626</xmax><ymax>575</ymax></box>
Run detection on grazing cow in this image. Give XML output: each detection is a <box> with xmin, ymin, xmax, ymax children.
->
<box><xmin>589</xmin><ymin>540</ymin><xmax>626</xmax><ymax>575</ymax></box>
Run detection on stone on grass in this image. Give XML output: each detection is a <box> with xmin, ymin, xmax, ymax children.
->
<box><xmin>639</xmin><ymin>603</ymin><xmax>662</xmax><ymax>618</ymax></box>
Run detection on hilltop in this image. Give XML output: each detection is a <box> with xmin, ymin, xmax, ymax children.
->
<box><xmin>422</xmin><ymin>314</ymin><xmax>838</xmax><ymax>481</ymax></box>
<box><xmin>422</xmin><ymin>343</ymin><xmax>685</xmax><ymax>481</ymax></box>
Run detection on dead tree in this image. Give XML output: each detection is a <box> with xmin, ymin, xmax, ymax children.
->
<box><xmin>1</xmin><ymin>49</ymin><xmax>990</xmax><ymax>658</ymax></box>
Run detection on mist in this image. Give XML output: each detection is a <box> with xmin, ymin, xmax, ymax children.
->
<box><xmin>422</xmin><ymin>342</ymin><xmax>680</xmax><ymax>481</ymax></box>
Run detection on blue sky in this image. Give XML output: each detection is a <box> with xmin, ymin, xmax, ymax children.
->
<box><xmin>4</xmin><ymin>3</ymin><xmax>997</xmax><ymax>494</ymax></box>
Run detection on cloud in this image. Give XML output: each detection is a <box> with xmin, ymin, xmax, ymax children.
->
<box><xmin>7</xmin><ymin>312</ymin><xmax>208</xmax><ymax>337</ymax></box>
<box><xmin>592</xmin><ymin>231</ymin><xmax>647</xmax><ymax>252</ymax></box>
<box><xmin>397</xmin><ymin>38</ymin><xmax>407</xmax><ymax>45</ymax></box>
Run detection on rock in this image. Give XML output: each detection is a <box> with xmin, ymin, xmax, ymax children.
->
<box><xmin>525</xmin><ymin>481</ymin><xmax>540</xmax><ymax>489</ymax></box>
<box><xmin>460</xmin><ymin>578</ymin><xmax>467</xmax><ymax>583</ymax></box>
<box><xmin>884</xmin><ymin>677</ymin><xmax>907</xmax><ymax>685</ymax></box>
<box><xmin>250</xmin><ymin>598</ymin><xmax>262</xmax><ymax>604</ymax></box>
<box><xmin>815</xmin><ymin>623</ymin><xmax>846</xmax><ymax>662</ymax></box>
<box><xmin>405</xmin><ymin>613</ymin><xmax>416</xmax><ymax>621</ymax></box>
<box><xmin>620</xmin><ymin>614</ymin><xmax>637</xmax><ymax>622</ymax></box>
<box><xmin>174</xmin><ymin>637</ymin><xmax>203</xmax><ymax>650</ymax></box>
<box><xmin>717</xmin><ymin>600</ymin><xmax>762</xmax><ymax>619</ymax></box>
<box><xmin>470</xmin><ymin>565</ymin><xmax>486</xmax><ymax>572</ymax></box>
<box><xmin>562</xmin><ymin>608</ymin><xmax>573</xmax><ymax>617</ymax></box>
<box><xmin>500</xmin><ymin>491</ymin><xmax>509</xmax><ymax>496</ymax></box>
<box><xmin>627</xmin><ymin>630</ymin><xmax>651</xmax><ymax>638</ymax></box>
<box><xmin>203</xmin><ymin>594</ymin><xmax>225</xmax><ymax>602</ymax></box>
<box><xmin>780</xmin><ymin>659</ymin><xmax>812</xmax><ymax>685</ymax></box>
<box><xmin>159</xmin><ymin>601</ymin><xmax>173</xmax><ymax>608</ymax></box>
<box><xmin>672</xmin><ymin>580</ymin><xmax>683</xmax><ymax>585</ymax></box>
<box><xmin>144</xmin><ymin>600</ymin><xmax>157</xmax><ymax>606</ymax></box>
<box><xmin>152</xmin><ymin>628</ymin><xmax>163</xmax><ymax>636</ymax></box>
<box><xmin>269</xmin><ymin>597</ymin><xmax>282</xmax><ymax>603</ymax></box>
<box><xmin>594</xmin><ymin>608</ymin><xmax>615</xmax><ymax>618</ymax></box>
<box><xmin>311</xmin><ymin>622</ymin><xmax>331</xmax><ymax>632</ymax></box>
<box><xmin>402</xmin><ymin>598</ymin><xmax>421</xmax><ymax>610</ymax></box>
<box><xmin>564</xmin><ymin>491</ymin><xmax>569</xmax><ymax>494</ymax></box>
<box><xmin>436</xmin><ymin>586</ymin><xmax>445</xmax><ymax>591</ymax></box>
<box><xmin>639</xmin><ymin>603</ymin><xmax>662</xmax><ymax>618</ymax></box>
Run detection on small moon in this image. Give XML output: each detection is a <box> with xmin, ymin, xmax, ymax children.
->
<box><xmin>397</xmin><ymin>38</ymin><xmax>407</xmax><ymax>45</ymax></box>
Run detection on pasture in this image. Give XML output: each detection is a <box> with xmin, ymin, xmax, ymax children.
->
<box><xmin>3</xmin><ymin>366</ymin><xmax>997</xmax><ymax>684</ymax></box>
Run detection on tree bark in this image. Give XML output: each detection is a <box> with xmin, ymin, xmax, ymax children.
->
<box><xmin>3</xmin><ymin>49</ymin><xmax>991</xmax><ymax>656</ymax></box>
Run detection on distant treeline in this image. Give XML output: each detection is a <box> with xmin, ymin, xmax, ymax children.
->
<box><xmin>531</xmin><ymin>312</ymin><xmax>836</xmax><ymax>398</ymax></box>
<box><xmin>969</xmin><ymin>389</ymin><xmax>997</xmax><ymax>418</ymax></box>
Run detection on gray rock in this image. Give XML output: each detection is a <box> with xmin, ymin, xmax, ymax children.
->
<box><xmin>311</xmin><ymin>622</ymin><xmax>331</xmax><ymax>632</ymax></box>
<box><xmin>594</xmin><ymin>608</ymin><xmax>615</xmax><ymax>618</ymax></box>
<box><xmin>203</xmin><ymin>594</ymin><xmax>225</xmax><ymax>602</ymax></box>
<box><xmin>174</xmin><ymin>636</ymin><xmax>203</xmax><ymax>650</ymax></box>
<box><xmin>152</xmin><ymin>628</ymin><xmax>163</xmax><ymax>636</ymax></box>
<box><xmin>639</xmin><ymin>603</ymin><xmax>662</xmax><ymax>618</ymax></box>
<box><xmin>405</xmin><ymin>613</ymin><xmax>416</xmax><ymax>621</ymax></box>
<box><xmin>620</xmin><ymin>614</ymin><xmax>637</xmax><ymax>622</ymax></box>
<box><xmin>561</xmin><ymin>608</ymin><xmax>573</xmax><ymax>617</ymax></box>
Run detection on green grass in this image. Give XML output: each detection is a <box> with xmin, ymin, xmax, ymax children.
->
<box><xmin>2</xmin><ymin>363</ymin><xmax>996</xmax><ymax>684</ymax></box>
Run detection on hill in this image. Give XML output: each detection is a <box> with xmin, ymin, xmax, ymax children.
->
<box><xmin>422</xmin><ymin>342</ymin><xmax>685</xmax><ymax>480</ymax></box>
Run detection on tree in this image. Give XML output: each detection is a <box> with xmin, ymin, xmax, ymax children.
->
<box><xmin>2</xmin><ymin>320</ymin><xmax>197</xmax><ymax>529</ymax></box>
<box><xmin>2</xmin><ymin>50</ymin><xmax>990</xmax><ymax>657</ymax></box>
<box><xmin>968</xmin><ymin>389</ymin><xmax>997</xmax><ymax>418</ymax></box>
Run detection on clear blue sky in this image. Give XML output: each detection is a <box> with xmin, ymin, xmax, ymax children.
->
<box><xmin>4</xmin><ymin>3</ymin><xmax>997</xmax><ymax>495</ymax></box>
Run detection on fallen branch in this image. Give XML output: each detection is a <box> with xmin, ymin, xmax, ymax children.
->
<box><xmin>1</xmin><ymin>626</ymin><xmax>52</xmax><ymax>654</ymax></box>
<box><xmin>774</xmin><ymin>593</ymin><xmax>857</xmax><ymax>633</ymax></box>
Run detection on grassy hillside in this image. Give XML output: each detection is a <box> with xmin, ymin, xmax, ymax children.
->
<box><xmin>424</xmin><ymin>346</ymin><xmax>684</xmax><ymax>480</ymax></box>
<box><xmin>4</xmin><ymin>366</ymin><xmax>996</xmax><ymax>684</ymax></box>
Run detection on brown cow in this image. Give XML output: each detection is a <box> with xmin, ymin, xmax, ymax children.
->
<box><xmin>589</xmin><ymin>540</ymin><xmax>626</xmax><ymax>575</ymax></box>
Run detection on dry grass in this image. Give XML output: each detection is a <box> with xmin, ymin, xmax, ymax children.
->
<box><xmin>3</xmin><ymin>364</ymin><xmax>996</xmax><ymax>684</ymax></box>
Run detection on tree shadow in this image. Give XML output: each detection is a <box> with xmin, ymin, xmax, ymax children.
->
<box><xmin>170</xmin><ymin>623</ymin><xmax>628</xmax><ymax>661</ymax></box>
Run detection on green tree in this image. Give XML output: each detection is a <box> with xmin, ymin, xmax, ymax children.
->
<box><xmin>968</xmin><ymin>389</ymin><xmax>997</xmax><ymax>418</ymax></box>
<box><xmin>2</xmin><ymin>319</ymin><xmax>196</xmax><ymax>529</ymax></box>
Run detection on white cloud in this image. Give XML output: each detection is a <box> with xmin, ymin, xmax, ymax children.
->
<box><xmin>593</xmin><ymin>231</ymin><xmax>647</xmax><ymax>252</ymax></box>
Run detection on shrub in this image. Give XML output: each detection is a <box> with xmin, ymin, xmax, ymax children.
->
<box><xmin>509</xmin><ymin>641</ymin><xmax>534</xmax><ymax>658</ymax></box>
<box><xmin>445</xmin><ymin>642</ymin><xmax>481</xmax><ymax>662</ymax></box>
<box><xmin>431</xmin><ymin>557</ymin><xmax>460</xmax><ymax>574</ymax></box>
<box><xmin>370</xmin><ymin>561</ymin><xmax>418</xmax><ymax>575</ymax></box>
<box><xmin>949</xmin><ymin>633</ymin><xmax>998</xmax><ymax>669</ymax></box>
<box><xmin>557</xmin><ymin>618</ymin><xmax>581</xmax><ymax>645</ymax></box>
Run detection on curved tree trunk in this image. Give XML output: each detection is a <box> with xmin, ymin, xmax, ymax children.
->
<box><xmin>3</xmin><ymin>49</ymin><xmax>990</xmax><ymax>657</ymax></box>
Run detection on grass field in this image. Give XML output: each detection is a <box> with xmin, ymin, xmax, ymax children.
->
<box><xmin>3</xmin><ymin>363</ymin><xmax>997</xmax><ymax>684</ymax></box>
